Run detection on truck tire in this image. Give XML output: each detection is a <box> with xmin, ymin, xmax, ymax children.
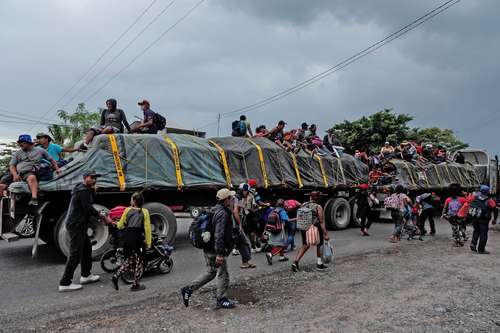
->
<box><xmin>55</xmin><ymin>204</ymin><xmax>111</xmax><ymax>260</ymax></box>
<box><xmin>350</xmin><ymin>199</ymin><xmax>361</xmax><ymax>228</ymax></box>
<box><xmin>143</xmin><ymin>202</ymin><xmax>177</xmax><ymax>245</ymax></box>
<box><xmin>324</xmin><ymin>198</ymin><xmax>351</xmax><ymax>230</ymax></box>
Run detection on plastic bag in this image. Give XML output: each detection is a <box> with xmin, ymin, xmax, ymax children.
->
<box><xmin>321</xmin><ymin>241</ymin><xmax>334</xmax><ymax>264</ymax></box>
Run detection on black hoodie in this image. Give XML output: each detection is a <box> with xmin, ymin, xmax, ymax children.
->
<box><xmin>65</xmin><ymin>183</ymin><xmax>100</xmax><ymax>228</ymax></box>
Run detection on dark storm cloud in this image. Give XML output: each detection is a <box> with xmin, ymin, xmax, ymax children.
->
<box><xmin>0</xmin><ymin>0</ymin><xmax>498</xmax><ymax>154</ymax></box>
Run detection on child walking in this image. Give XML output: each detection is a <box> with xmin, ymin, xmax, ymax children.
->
<box><xmin>111</xmin><ymin>192</ymin><xmax>152</xmax><ymax>291</ymax></box>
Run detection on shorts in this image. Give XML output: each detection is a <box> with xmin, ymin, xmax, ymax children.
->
<box><xmin>0</xmin><ymin>171</ymin><xmax>37</xmax><ymax>186</ymax></box>
<box><xmin>300</xmin><ymin>226</ymin><xmax>324</xmax><ymax>247</ymax></box>
<box><xmin>91</xmin><ymin>126</ymin><xmax>121</xmax><ymax>135</ymax></box>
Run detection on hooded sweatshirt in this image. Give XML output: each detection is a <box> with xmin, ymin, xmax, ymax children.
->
<box><xmin>65</xmin><ymin>183</ymin><xmax>100</xmax><ymax>228</ymax></box>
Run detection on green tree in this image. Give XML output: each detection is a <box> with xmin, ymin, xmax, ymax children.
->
<box><xmin>48</xmin><ymin>103</ymin><xmax>100</xmax><ymax>146</ymax></box>
<box><xmin>0</xmin><ymin>142</ymin><xmax>18</xmax><ymax>175</ymax></box>
<box><xmin>330</xmin><ymin>109</ymin><xmax>467</xmax><ymax>153</ymax></box>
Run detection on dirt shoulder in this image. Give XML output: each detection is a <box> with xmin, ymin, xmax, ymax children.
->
<box><xmin>16</xmin><ymin>227</ymin><xmax>500</xmax><ymax>333</ymax></box>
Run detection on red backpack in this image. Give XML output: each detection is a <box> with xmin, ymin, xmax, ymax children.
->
<box><xmin>265</xmin><ymin>209</ymin><xmax>283</xmax><ymax>234</ymax></box>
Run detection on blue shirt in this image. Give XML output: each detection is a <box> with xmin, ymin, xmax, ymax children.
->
<box><xmin>46</xmin><ymin>143</ymin><xmax>64</xmax><ymax>162</ymax></box>
<box><xmin>276</xmin><ymin>208</ymin><xmax>289</xmax><ymax>223</ymax></box>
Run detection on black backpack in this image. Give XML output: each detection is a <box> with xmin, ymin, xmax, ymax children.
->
<box><xmin>153</xmin><ymin>113</ymin><xmax>167</xmax><ymax>131</ymax></box>
<box><xmin>188</xmin><ymin>211</ymin><xmax>215</xmax><ymax>249</ymax></box>
<box><xmin>231</xmin><ymin>120</ymin><xmax>241</xmax><ymax>137</ymax></box>
<box><xmin>468</xmin><ymin>196</ymin><xmax>491</xmax><ymax>220</ymax></box>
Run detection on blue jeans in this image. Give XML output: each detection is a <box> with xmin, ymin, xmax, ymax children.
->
<box><xmin>285</xmin><ymin>221</ymin><xmax>296</xmax><ymax>249</ymax></box>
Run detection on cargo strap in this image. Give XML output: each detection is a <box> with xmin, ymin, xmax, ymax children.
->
<box><xmin>314</xmin><ymin>155</ymin><xmax>329</xmax><ymax>188</ymax></box>
<box><xmin>335</xmin><ymin>158</ymin><xmax>346</xmax><ymax>185</ymax></box>
<box><xmin>433</xmin><ymin>165</ymin><xmax>443</xmax><ymax>187</ymax></box>
<box><xmin>444</xmin><ymin>164</ymin><xmax>454</xmax><ymax>184</ymax></box>
<box><xmin>454</xmin><ymin>165</ymin><xmax>465</xmax><ymax>185</ymax></box>
<box><xmin>288</xmin><ymin>152</ymin><xmax>303</xmax><ymax>188</ymax></box>
<box><xmin>246</xmin><ymin>139</ymin><xmax>269</xmax><ymax>189</ymax></box>
<box><xmin>403</xmin><ymin>162</ymin><xmax>416</xmax><ymax>187</ymax></box>
<box><xmin>208</xmin><ymin>140</ymin><xmax>232</xmax><ymax>188</ymax></box>
<box><xmin>107</xmin><ymin>134</ymin><xmax>126</xmax><ymax>191</ymax></box>
<box><xmin>162</xmin><ymin>134</ymin><xmax>183</xmax><ymax>190</ymax></box>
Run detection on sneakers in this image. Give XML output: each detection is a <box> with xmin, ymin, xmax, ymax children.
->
<box><xmin>216</xmin><ymin>297</ymin><xmax>236</xmax><ymax>309</ymax></box>
<box><xmin>80</xmin><ymin>275</ymin><xmax>100</xmax><ymax>285</ymax></box>
<box><xmin>181</xmin><ymin>287</ymin><xmax>193</xmax><ymax>307</ymax></box>
<box><xmin>316</xmin><ymin>264</ymin><xmax>328</xmax><ymax>271</ymax></box>
<box><xmin>130</xmin><ymin>284</ymin><xmax>146</xmax><ymax>292</ymax></box>
<box><xmin>231</xmin><ymin>249</ymin><xmax>240</xmax><ymax>256</ymax></box>
<box><xmin>278</xmin><ymin>256</ymin><xmax>289</xmax><ymax>262</ymax></box>
<box><xmin>28</xmin><ymin>198</ymin><xmax>38</xmax><ymax>206</ymax></box>
<box><xmin>470</xmin><ymin>246</ymin><xmax>477</xmax><ymax>252</ymax></box>
<box><xmin>265</xmin><ymin>253</ymin><xmax>273</xmax><ymax>266</ymax></box>
<box><xmin>477</xmin><ymin>250</ymin><xmax>490</xmax><ymax>255</ymax></box>
<box><xmin>111</xmin><ymin>276</ymin><xmax>119</xmax><ymax>291</ymax></box>
<box><xmin>291</xmin><ymin>262</ymin><xmax>300</xmax><ymax>272</ymax></box>
<box><xmin>58</xmin><ymin>283</ymin><xmax>83</xmax><ymax>292</ymax></box>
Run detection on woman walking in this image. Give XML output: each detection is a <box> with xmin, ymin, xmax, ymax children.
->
<box><xmin>387</xmin><ymin>185</ymin><xmax>412</xmax><ymax>243</ymax></box>
<box><xmin>111</xmin><ymin>192</ymin><xmax>152</xmax><ymax>291</ymax></box>
<box><xmin>356</xmin><ymin>184</ymin><xmax>379</xmax><ymax>236</ymax></box>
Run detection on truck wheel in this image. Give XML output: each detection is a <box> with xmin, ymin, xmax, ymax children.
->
<box><xmin>143</xmin><ymin>202</ymin><xmax>177</xmax><ymax>245</ymax></box>
<box><xmin>324</xmin><ymin>198</ymin><xmax>351</xmax><ymax>230</ymax></box>
<box><xmin>55</xmin><ymin>204</ymin><xmax>111</xmax><ymax>260</ymax></box>
<box><xmin>189</xmin><ymin>206</ymin><xmax>202</xmax><ymax>219</ymax></box>
<box><xmin>350</xmin><ymin>199</ymin><xmax>361</xmax><ymax>228</ymax></box>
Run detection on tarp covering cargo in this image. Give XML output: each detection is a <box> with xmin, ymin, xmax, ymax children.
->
<box><xmin>9</xmin><ymin>134</ymin><xmax>368</xmax><ymax>193</ymax></box>
<box><xmin>387</xmin><ymin>159</ymin><xmax>480</xmax><ymax>191</ymax></box>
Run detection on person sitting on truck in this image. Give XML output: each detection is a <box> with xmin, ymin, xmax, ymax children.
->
<box><xmin>268</xmin><ymin>120</ymin><xmax>286</xmax><ymax>149</ymax></box>
<box><xmin>132</xmin><ymin>100</ymin><xmax>157</xmax><ymax>134</ymax></box>
<box><xmin>36</xmin><ymin>133</ymin><xmax>79</xmax><ymax>167</ymax></box>
<box><xmin>111</xmin><ymin>192</ymin><xmax>152</xmax><ymax>292</ymax></box>
<box><xmin>380</xmin><ymin>141</ymin><xmax>395</xmax><ymax>160</ymax></box>
<box><xmin>81</xmin><ymin>98</ymin><xmax>131</xmax><ymax>150</ymax></box>
<box><xmin>0</xmin><ymin>134</ymin><xmax>61</xmax><ymax>206</ymax></box>
<box><xmin>232</xmin><ymin>115</ymin><xmax>252</xmax><ymax>138</ymax></box>
<box><xmin>454</xmin><ymin>152</ymin><xmax>465</xmax><ymax>164</ymax></box>
<box><xmin>255</xmin><ymin>125</ymin><xmax>269</xmax><ymax>138</ymax></box>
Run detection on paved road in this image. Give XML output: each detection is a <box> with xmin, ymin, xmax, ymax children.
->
<box><xmin>0</xmin><ymin>218</ymin><xmax>453</xmax><ymax>329</ymax></box>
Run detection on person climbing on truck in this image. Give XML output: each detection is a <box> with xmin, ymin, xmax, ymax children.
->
<box><xmin>58</xmin><ymin>170</ymin><xmax>107</xmax><ymax>292</ymax></box>
<box><xmin>35</xmin><ymin>133</ymin><xmax>79</xmax><ymax>167</ymax></box>
<box><xmin>111</xmin><ymin>192</ymin><xmax>152</xmax><ymax>292</ymax></box>
<box><xmin>81</xmin><ymin>98</ymin><xmax>131</xmax><ymax>150</ymax></box>
<box><xmin>0</xmin><ymin>134</ymin><xmax>61</xmax><ymax>206</ymax></box>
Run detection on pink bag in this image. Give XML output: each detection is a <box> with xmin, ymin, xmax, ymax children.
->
<box><xmin>306</xmin><ymin>225</ymin><xmax>320</xmax><ymax>246</ymax></box>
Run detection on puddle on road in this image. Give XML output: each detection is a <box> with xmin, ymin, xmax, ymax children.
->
<box><xmin>227</xmin><ymin>287</ymin><xmax>260</xmax><ymax>305</ymax></box>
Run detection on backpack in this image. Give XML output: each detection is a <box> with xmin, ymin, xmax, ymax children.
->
<box><xmin>467</xmin><ymin>196</ymin><xmax>491</xmax><ymax>220</ymax></box>
<box><xmin>188</xmin><ymin>211</ymin><xmax>215</xmax><ymax>249</ymax></box>
<box><xmin>232</xmin><ymin>120</ymin><xmax>241</xmax><ymax>136</ymax></box>
<box><xmin>265</xmin><ymin>209</ymin><xmax>283</xmax><ymax>234</ymax></box>
<box><xmin>153</xmin><ymin>112</ymin><xmax>166</xmax><ymax>131</ymax></box>
<box><xmin>297</xmin><ymin>202</ymin><xmax>318</xmax><ymax>231</ymax></box>
<box><xmin>384</xmin><ymin>194</ymin><xmax>401</xmax><ymax>211</ymax></box>
<box><xmin>447</xmin><ymin>198</ymin><xmax>462</xmax><ymax>217</ymax></box>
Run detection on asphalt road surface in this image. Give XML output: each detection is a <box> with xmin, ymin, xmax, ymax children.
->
<box><xmin>0</xmin><ymin>218</ymin><xmax>458</xmax><ymax>331</ymax></box>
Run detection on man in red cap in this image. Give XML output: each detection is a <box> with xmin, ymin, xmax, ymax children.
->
<box><xmin>135</xmin><ymin>100</ymin><xmax>157</xmax><ymax>134</ymax></box>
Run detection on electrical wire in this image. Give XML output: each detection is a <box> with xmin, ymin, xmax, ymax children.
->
<box><xmin>195</xmin><ymin>0</ymin><xmax>460</xmax><ymax>130</ymax></box>
<box><xmin>61</xmin><ymin>0</ymin><xmax>176</xmax><ymax>110</ymax></box>
<box><xmin>83</xmin><ymin>0</ymin><xmax>206</xmax><ymax>103</ymax></box>
<box><xmin>29</xmin><ymin>0</ymin><xmax>160</xmax><ymax>130</ymax></box>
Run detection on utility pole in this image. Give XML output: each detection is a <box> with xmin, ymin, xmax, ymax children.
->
<box><xmin>217</xmin><ymin>113</ymin><xmax>221</xmax><ymax>137</ymax></box>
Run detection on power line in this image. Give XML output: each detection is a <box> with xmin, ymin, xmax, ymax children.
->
<box><xmin>83</xmin><ymin>0</ymin><xmax>206</xmax><ymax>104</ymax></box>
<box><xmin>61</xmin><ymin>0</ymin><xmax>176</xmax><ymax>110</ymax></box>
<box><xmin>195</xmin><ymin>0</ymin><xmax>460</xmax><ymax>130</ymax></box>
<box><xmin>29</xmin><ymin>0</ymin><xmax>160</xmax><ymax>130</ymax></box>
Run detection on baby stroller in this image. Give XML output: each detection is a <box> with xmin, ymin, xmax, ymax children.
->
<box><xmin>401</xmin><ymin>206</ymin><xmax>423</xmax><ymax>241</ymax></box>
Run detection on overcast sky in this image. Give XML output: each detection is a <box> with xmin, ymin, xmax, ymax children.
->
<box><xmin>0</xmin><ymin>0</ymin><xmax>498</xmax><ymax>154</ymax></box>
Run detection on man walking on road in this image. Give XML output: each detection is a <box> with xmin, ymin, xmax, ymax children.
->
<box><xmin>469</xmin><ymin>185</ymin><xmax>497</xmax><ymax>254</ymax></box>
<box><xmin>58</xmin><ymin>170</ymin><xmax>106</xmax><ymax>292</ymax></box>
<box><xmin>181</xmin><ymin>189</ymin><xmax>237</xmax><ymax>309</ymax></box>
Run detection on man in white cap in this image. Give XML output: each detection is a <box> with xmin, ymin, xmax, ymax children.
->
<box><xmin>181</xmin><ymin>188</ymin><xmax>237</xmax><ymax>309</ymax></box>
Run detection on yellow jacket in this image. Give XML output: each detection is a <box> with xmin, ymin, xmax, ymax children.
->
<box><xmin>117</xmin><ymin>207</ymin><xmax>152</xmax><ymax>248</ymax></box>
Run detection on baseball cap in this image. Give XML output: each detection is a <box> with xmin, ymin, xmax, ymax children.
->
<box><xmin>17</xmin><ymin>134</ymin><xmax>33</xmax><ymax>144</ymax></box>
<box><xmin>216</xmin><ymin>188</ymin><xmax>236</xmax><ymax>201</ymax></box>
<box><xmin>239</xmin><ymin>183</ymin><xmax>250</xmax><ymax>191</ymax></box>
<box><xmin>138</xmin><ymin>100</ymin><xmax>150</xmax><ymax>107</ymax></box>
<box><xmin>36</xmin><ymin>133</ymin><xmax>53</xmax><ymax>142</ymax></box>
<box><xmin>480</xmin><ymin>185</ymin><xmax>490</xmax><ymax>194</ymax></box>
<box><xmin>83</xmin><ymin>170</ymin><xmax>102</xmax><ymax>178</ymax></box>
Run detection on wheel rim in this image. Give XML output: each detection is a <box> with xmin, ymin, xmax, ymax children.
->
<box><xmin>88</xmin><ymin>217</ymin><xmax>110</xmax><ymax>252</ymax></box>
<box><xmin>191</xmin><ymin>207</ymin><xmax>200</xmax><ymax>218</ymax></box>
<box><xmin>335</xmin><ymin>204</ymin><xmax>349</xmax><ymax>227</ymax></box>
<box><xmin>159</xmin><ymin>258</ymin><xmax>173</xmax><ymax>274</ymax></box>
<box><xmin>150</xmin><ymin>213</ymin><xmax>169</xmax><ymax>237</ymax></box>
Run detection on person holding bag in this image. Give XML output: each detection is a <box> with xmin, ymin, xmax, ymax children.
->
<box><xmin>292</xmin><ymin>191</ymin><xmax>330</xmax><ymax>272</ymax></box>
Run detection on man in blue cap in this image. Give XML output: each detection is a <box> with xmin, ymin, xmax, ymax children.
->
<box><xmin>469</xmin><ymin>185</ymin><xmax>497</xmax><ymax>254</ymax></box>
<box><xmin>0</xmin><ymin>134</ymin><xmax>60</xmax><ymax>206</ymax></box>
